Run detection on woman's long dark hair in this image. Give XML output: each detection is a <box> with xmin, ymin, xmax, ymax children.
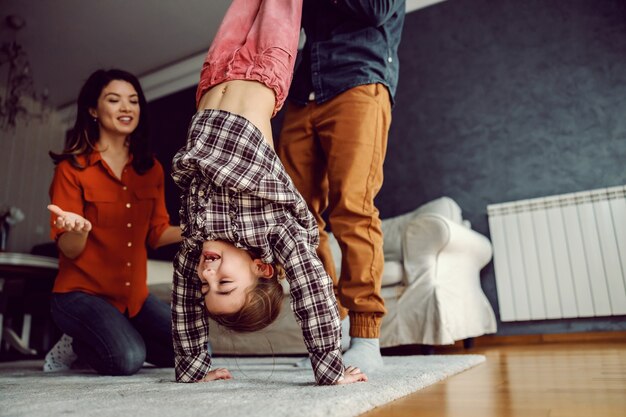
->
<box><xmin>49</xmin><ymin>69</ymin><xmax>154</xmax><ymax>174</ymax></box>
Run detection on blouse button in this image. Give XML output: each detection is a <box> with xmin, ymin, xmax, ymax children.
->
<box><xmin>388</xmin><ymin>56</ymin><xmax>393</xmax><ymax>63</ymax></box>
<box><xmin>127</xmin><ymin>223</ymin><xmax>132</xmax><ymax>228</ymax></box>
<box><xmin>122</xmin><ymin>186</ymin><xmax>128</xmax><ymax>191</ymax></box>
<box><xmin>126</xmin><ymin>203</ymin><xmax>131</xmax><ymax>208</ymax></box>
<box><xmin>125</xmin><ymin>282</ymin><xmax>131</xmax><ymax>286</ymax></box>
<box><xmin>126</xmin><ymin>262</ymin><xmax>131</xmax><ymax>267</ymax></box>
<box><xmin>127</xmin><ymin>242</ymin><xmax>132</xmax><ymax>247</ymax></box>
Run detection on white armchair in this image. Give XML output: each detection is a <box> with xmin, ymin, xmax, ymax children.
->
<box><xmin>147</xmin><ymin>196</ymin><xmax>497</xmax><ymax>354</ymax></box>
<box><xmin>375</xmin><ymin>196</ymin><xmax>497</xmax><ymax>346</ymax></box>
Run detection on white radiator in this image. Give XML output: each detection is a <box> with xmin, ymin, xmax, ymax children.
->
<box><xmin>487</xmin><ymin>185</ymin><xmax>626</xmax><ymax>322</ymax></box>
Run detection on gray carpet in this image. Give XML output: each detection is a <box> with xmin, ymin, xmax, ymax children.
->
<box><xmin>0</xmin><ymin>355</ymin><xmax>485</xmax><ymax>417</ymax></box>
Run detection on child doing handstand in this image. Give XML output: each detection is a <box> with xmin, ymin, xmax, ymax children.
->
<box><xmin>171</xmin><ymin>0</ymin><xmax>366</xmax><ymax>386</ymax></box>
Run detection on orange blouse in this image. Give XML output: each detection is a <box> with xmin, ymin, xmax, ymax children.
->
<box><xmin>49</xmin><ymin>153</ymin><xmax>171</xmax><ymax>317</ymax></box>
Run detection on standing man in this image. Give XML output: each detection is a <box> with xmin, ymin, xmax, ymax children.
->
<box><xmin>278</xmin><ymin>0</ymin><xmax>406</xmax><ymax>373</ymax></box>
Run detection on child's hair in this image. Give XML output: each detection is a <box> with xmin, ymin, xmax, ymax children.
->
<box><xmin>207</xmin><ymin>264</ymin><xmax>286</xmax><ymax>332</ymax></box>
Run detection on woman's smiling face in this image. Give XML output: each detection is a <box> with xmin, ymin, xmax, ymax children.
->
<box><xmin>90</xmin><ymin>79</ymin><xmax>140</xmax><ymax>137</ymax></box>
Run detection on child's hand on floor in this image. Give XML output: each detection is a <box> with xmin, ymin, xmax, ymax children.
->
<box><xmin>334</xmin><ymin>366</ymin><xmax>368</xmax><ymax>385</ymax></box>
<box><xmin>197</xmin><ymin>367</ymin><xmax>233</xmax><ymax>382</ymax></box>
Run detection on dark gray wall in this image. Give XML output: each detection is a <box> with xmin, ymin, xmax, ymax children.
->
<box><xmin>150</xmin><ymin>0</ymin><xmax>626</xmax><ymax>335</ymax></box>
<box><xmin>378</xmin><ymin>0</ymin><xmax>626</xmax><ymax>334</ymax></box>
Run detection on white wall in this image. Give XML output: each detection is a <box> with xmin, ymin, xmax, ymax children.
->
<box><xmin>0</xmin><ymin>98</ymin><xmax>67</xmax><ymax>253</ymax></box>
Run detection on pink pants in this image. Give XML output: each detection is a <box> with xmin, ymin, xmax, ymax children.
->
<box><xmin>196</xmin><ymin>0</ymin><xmax>303</xmax><ymax>116</ymax></box>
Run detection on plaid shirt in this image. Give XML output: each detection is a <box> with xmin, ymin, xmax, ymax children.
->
<box><xmin>171</xmin><ymin>110</ymin><xmax>343</xmax><ymax>385</ymax></box>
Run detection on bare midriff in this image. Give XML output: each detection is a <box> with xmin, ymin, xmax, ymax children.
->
<box><xmin>197</xmin><ymin>80</ymin><xmax>276</xmax><ymax>147</ymax></box>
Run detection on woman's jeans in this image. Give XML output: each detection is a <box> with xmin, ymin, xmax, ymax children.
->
<box><xmin>51</xmin><ymin>292</ymin><xmax>174</xmax><ymax>375</ymax></box>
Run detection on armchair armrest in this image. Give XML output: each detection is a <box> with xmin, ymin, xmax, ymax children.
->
<box><xmin>402</xmin><ymin>213</ymin><xmax>492</xmax><ymax>286</ymax></box>
<box><xmin>382</xmin><ymin>196</ymin><xmax>465</xmax><ymax>263</ymax></box>
<box><xmin>392</xmin><ymin>213</ymin><xmax>496</xmax><ymax>345</ymax></box>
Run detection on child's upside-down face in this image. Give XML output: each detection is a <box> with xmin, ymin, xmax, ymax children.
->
<box><xmin>197</xmin><ymin>240</ymin><xmax>274</xmax><ymax>315</ymax></box>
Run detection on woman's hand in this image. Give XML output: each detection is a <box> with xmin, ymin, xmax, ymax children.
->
<box><xmin>48</xmin><ymin>204</ymin><xmax>91</xmax><ymax>259</ymax></box>
<box><xmin>197</xmin><ymin>368</ymin><xmax>233</xmax><ymax>382</ymax></box>
<box><xmin>48</xmin><ymin>204</ymin><xmax>92</xmax><ymax>233</ymax></box>
<box><xmin>334</xmin><ymin>366</ymin><xmax>368</xmax><ymax>385</ymax></box>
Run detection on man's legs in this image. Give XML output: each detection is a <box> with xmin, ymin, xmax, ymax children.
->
<box><xmin>314</xmin><ymin>83</ymin><xmax>390</xmax><ymax>335</ymax></box>
<box><xmin>279</xmin><ymin>102</ymin><xmax>351</xmax><ymax>359</ymax></box>
<box><xmin>278</xmin><ymin>102</ymin><xmax>342</xmax><ymax>310</ymax></box>
<box><xmin>279</xmin><ymin>84</ymin><xmax>392</xmax><ymax>371</ymax></box>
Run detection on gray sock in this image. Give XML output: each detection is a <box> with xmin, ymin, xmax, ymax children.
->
<box><xmin>342</xmin><ymin>337</ymin><xmax>383</xmax><ymax>374</ymax></box>
<box><xmin>43</xmin><ymin>334</ymin><xmax>77</xmax><ymax>372</ymax></box>
<box><xmin>294</xmin><ymin>316</ymin><xmax>350</xmax><ymax>368</ymax></box>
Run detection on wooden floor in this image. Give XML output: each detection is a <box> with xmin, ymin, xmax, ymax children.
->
<box><xmin>362</xmin><ymin>339</ymin><xmax>626</xmax><ymax>417</ymax></box>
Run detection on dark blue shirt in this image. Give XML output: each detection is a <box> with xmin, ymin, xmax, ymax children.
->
<box><xmin>288</xmin><ymin>0</ymin><xmax>406</xmax><ymax>106</ymax></box>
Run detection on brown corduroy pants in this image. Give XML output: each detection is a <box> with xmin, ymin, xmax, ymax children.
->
<box><xmin>278</xmin><ymin>83</ymin><xmax>392</xmax><ymax>338</ymax></box>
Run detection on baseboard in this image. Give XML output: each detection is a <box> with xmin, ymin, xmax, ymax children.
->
<box><xmin>473</xmin><ymin>330</ymin><xmax>626</xmax><ymax>346</ymax></box>
<box><xmin>381</xmin><ymin>331</ymin><xmax>626</xmax><ymax>356</ymax></box>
